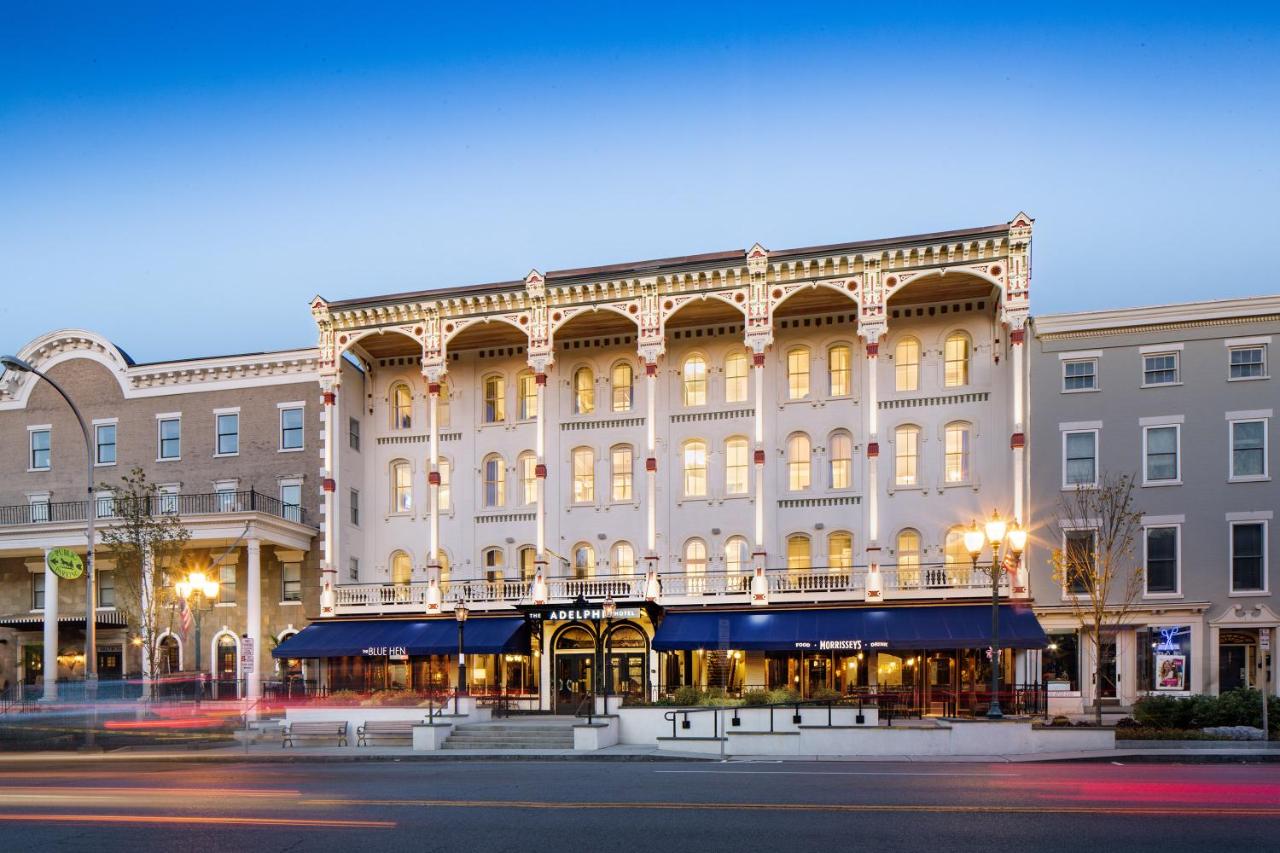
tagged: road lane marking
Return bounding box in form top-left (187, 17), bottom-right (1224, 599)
top-left (0, 786), bottom-right (301, 799)
top-left (0, 814), bottom-right (394, 829)
top-left (653, 770), bottom-right (1021, 777)
top-left (301, 798), bottom-right (1280, 818)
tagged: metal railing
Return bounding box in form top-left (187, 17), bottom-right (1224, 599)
top-left (0, 490), bottom-right (308, 527)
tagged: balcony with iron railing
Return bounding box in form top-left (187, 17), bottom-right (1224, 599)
top-left (0, 490), bottom-right (309, 528)
top-left (333, 563), bottom-right (1010, 615)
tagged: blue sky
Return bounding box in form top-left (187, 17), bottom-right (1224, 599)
top-left (2, 3), bottom-right (1278, 361)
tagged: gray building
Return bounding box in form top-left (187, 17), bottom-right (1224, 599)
top-left (1028, 296), bottom-right (1279, 714)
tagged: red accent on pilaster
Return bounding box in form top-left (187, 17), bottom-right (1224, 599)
top-left (645, 362), bottom-right (658, 377)
top-left (646, 457), bottom-right (657, 472)
top-left (322, 391), bottom-right (336, 406)
top-left (752, 352), bottom-right (766, 367)
top-left (535, 463), bottom-right (547, 479)
top-left (867, 442), bottom-right (879, 458)
top-left (1010, 329), bottom-right (1026, 345)
top-left (428, 382), bottom-right (440, 395)
top-left (535, 372), bottom-right (547, 386)
top-left (322, 478), bottom-right (336, 492)
top-left (866, 342), bottom-right (879, 358)
top-left (753, 449), bottom-right (766, 465)
top-left (1010, 432), bottom-right (1026, 450)
top-left (428, 471), bottom-right (441, 486)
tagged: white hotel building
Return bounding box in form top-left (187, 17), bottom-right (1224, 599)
top-left (277, 214), bottom-right (1046, 713)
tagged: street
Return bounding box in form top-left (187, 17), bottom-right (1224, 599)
top-left (0, 758), bottom-right (1276, 852)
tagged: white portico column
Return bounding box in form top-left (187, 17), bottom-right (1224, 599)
top-left (644, 359), bottom-right (659, 578)
top-left (42, 549), bottom-right (58, 701)
top-left (1009, 324), bottom-right (1027, 524)
top-left (863, 334), bottom-right (882, 559)
top-left (246, 537), bottom-right (262, 701)
top-left (319, 382), bottom-right (338, 617)
top-left (751, 351), bottom-right (767, 569)
top-left (534, 369), bottom-right (548, 572)
top-left (427, 378), bottom-right (442, 581)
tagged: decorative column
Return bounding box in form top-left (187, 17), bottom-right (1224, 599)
top-left (744, 244), bottom-right (773, 600)
top-left (643, 359), bottom-right (660, 582)
top-left (41, 549), bottom-right (58, 701)
top-left (1003, 212), bottom-right (1034, 530)
top-left (533, 368), bottom-right (548, 569)
top-left (1009, 322), bottom-right (1027, 525)
top-left (524, 271), bottom-right (554, 592)
top-left (319, 377), bottom-right (339, 617)
top-left (246, 537), bottom-right (262, 701)
top-left (426, 367), bottom-right (444, 611)
top-left (858, 259), bottom-right (887, 575)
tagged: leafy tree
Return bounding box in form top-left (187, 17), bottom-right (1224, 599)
top-left (1050, 472), bottom-right (1145, 726)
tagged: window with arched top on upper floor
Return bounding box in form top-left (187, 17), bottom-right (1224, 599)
top-left (829, 430), bottom-right (852, 490)
top-left (572, 446), bottom-right (595, 504)
top-left (682, 354), bottom-right (707, 407)
top-left (574, 366), bottom-right (595, 415)
top-left (787, 433), bottom-right (811, 492)
top-left (518, 546), bottom-right (537, 581)
top-left (896, 529), bottom-right (921, 588)
top-left (944, 526), bottom-right (970, 581)
top-left (725, 351), bottom-right (749, 403)
top-left (682, 439), bottom-right (707, 497)
top-left (828, 531), bottom-right (853, 571)
top-left (572, 542), bottom-right (596, 579)
top-left (517, 369), bottom-right (538, 420)
top-left (390, 383), bottom-right (413, 430)
top-left (390, 550), bottom-right (412, 586)
top-left (611, 361), bottom-right (634, 413)
top-left (436, 550), bottom-right (451, 585)
top-left (612, 541), bottom-right (636, 576)
top-left (391, 460), bottom-right (412, 513)
top-left (724, 536), bottom-right (750, 577)
top-left (437, 379), bottom-right (451, 428)
top-left (610, 444), bottom-right (633, 502)
top-left (944, 421), bottom-right (971, 484)
top-left (894, 425), bottom-right (920, 487)
top-left (786, 347), bottom-right (810, 400)
top-left (483, 453), bottom-right (506, 508)
top-left (944, 331), bottom-right (972, 388)
top-left (482, 546), bottom-right (505, 583)
top-left (894, 337), bottom-right (920, 392)
top-left (518, 451), bottom-right (537, 506)
top-left (725, 436), bottom-right (749, 495)
top-left (437, 458), bottom-right (452, 511)
top-left (786, 534), bottom-right (811, 572)
top-left (828, 344), bottom-right (852, 397)
top-left (483, 373), bottom-right (506, 423)
top-left (684, 538), bottom-right (707, 576)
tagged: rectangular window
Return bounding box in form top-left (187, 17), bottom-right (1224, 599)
top-left (573, 449), bottom-right (595, 503)
top-left (95, 423), bottom-right (117, 465)
top-left (611, 447), bottom-right (633, 502)
top-left (215, 482), bottom-right (237, 513)
top-left (1230, 345), bottom-right (1266, 379)
top-left (1064, 431), bottom-right (1098, 487)
top-left (944, 424), bottom-right (970, 484)
top-left (1231, 522), bottom-right (1266, 592)
top-left (349, 416), bottom-right (360, 451)
top-left (281, 562), bottom-right (302, 602)
top-left (216, 412), bottom-right (239, 455)
top-left (97, 571), bottom-right (115, 608)
top-left (30, 428), bottom-right (51, 470)
top-left (1143, 352), bottom-right (1179, 386)
top-left (158, 484), bottom-right (179, 515)
top-left (219, 563), bottom-right (237, 604)
top-left (349, 488), bottom-right (360, 526)
top-left (725, 354), bottom-right (748, 403)
top-left (29, 496), bottom-right (51, 523)
top-left (349, 557), bottom-right (359, 582)
top-left (1145, 526), bottom-right (1179, 594)
top-left (280, 482), bottom-right (302, 523)
top-left (1064, 530), bottom-right (1096, 594)
top-left (438, 460), bottom-right (451, 512)
top-left (158, 418), bottom-right (181, 460)
top-left (828, 345), bottom-right (851, 397)
top-left (518, 372), bottom-right (539, 420)
top-left (32, 572), bottom-right (45, 610)
top-left (1144, 425), bottom-right (1180, 484)
top-left (725, 439), bottom-right (750, 495)
top-left (786, 349), bottom-right (810, 400)
top-left (1137, 626), bottom-right (1192, 692)
top-left (1231, 420), bottom-right (1267, 479)
top-left (1062, 359), bottom-right (1097, 391)
top-left (96, 491), bottom-right (115, 519)
top-left (280, 406), bottom-right (304, 450)
top-left (1042, 632), bottom-right (1080, 692)
top-left (483, 375), bottom-right (505, 423)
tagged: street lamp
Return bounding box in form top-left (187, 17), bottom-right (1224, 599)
top-left (176, 570), bottom-right (220, 685)
top-left (601, 595), bottom-right (617, 707)
top-left (964, 510), bottom-right (1027, 719)
top-left (1, 354), bottom-right (99, 698)
top-left (454, 601), bottom-right (469, 713)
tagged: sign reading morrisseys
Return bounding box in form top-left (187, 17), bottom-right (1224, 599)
top-left (46, 547), bottom-right (84, 580)
top-left (793, 640), bottom-right (888, 651)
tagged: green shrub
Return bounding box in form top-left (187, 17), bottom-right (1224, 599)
top-left (766, 687), bottom-right (801, 704)
top-left (1133, 689), bottom-right (1277, 732)
top-left (672, 685), bottom-right (703, 706)
top-left (742, 689), bottom-right (771, 706)
top-left (810, 687), bottom-right (842, 702)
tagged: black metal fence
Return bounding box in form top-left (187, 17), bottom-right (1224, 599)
top-left (0, 490), bottom-right (306, 527)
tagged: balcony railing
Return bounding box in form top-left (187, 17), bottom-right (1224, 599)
top-left (333, 565), bottom-right (1009, 614)
top-left (0, 490), bottom-right (308, 528)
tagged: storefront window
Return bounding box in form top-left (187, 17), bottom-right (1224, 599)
top-left (1137, 626), bottom-right (1191, 692)
top-left (1043, 632), bottom-right (1080, 692)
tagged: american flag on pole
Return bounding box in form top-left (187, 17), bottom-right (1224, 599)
top-left (179, 596), bottom-right (193, 635)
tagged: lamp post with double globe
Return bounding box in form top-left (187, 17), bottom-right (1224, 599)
top-left (964, 511), bottom-right (1027, 719)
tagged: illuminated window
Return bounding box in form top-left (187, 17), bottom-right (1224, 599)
top-left (944, 332), bottom-right (971, 387)
top-left (612, 541), bottom-right (636, 575)
top-left (724, 536), bottom-right (750, 577)
top-left (391, 461), bottom-right (412, 513)
top-left (572, 447), bottom-right (595, 503)
top-left (828, 531), bottom-right (853, 571)
top-left (483, 454), bottom-right (506, 508)
top-left (944, 526), bottom-right (969, 583)
top-left (896, 529), bottom-right (921, 587)
top-left (390, 383), bottom-right (413, 430)
top-left (518, 451), bottom-right (537, 506)
top-left (572, 543), bottom-right (596, 579)
top-left (611, 362), bottom-right (633, 412)
top-left (684, 539), bottom-right (708, 575)
top-left (483, 547), bottom-right (505, 584)
top-left (786, 534), bottom-right (811, 571)
top-left (944, 422), bottom-right (970, 483)
top-left (483, 374), bottom-right (506, 423)
top-left (436, 550), bottom-right (451, 585)
top-left (682, 354), bottom-right (707, 406)
top-left (437, 459), bottom-right (451, 511)
top-left (610, 445), bottom-right (633, 502)
top-left (895, 425), bottom-right (920, 486)
top-left (787, 433), bottom-right (811, 491)
top-left (829, 431), bottom-right (852, 489)
top-left (574, 367), bottom-right (595, 415)
top-left (828, 344), bottom-right (851, 397)
top-left (786, 347), bottom-right (810, 400)
top-left (391, 551), bottom-right (412, 586)
top-left (725, 437), bottom-right (749, 495)
top-left (437, 379), bottom-right (451, 428)
top-left (517, 369), bottom-right (538, 420)
top-left (518, 546), bottom-right (537, 581)
top-left (682, 439), bottom-right (707, 497)
top-left (894, 338), bottom-right (920, 392)
top-left (725, 351), bottom-right (749, 403)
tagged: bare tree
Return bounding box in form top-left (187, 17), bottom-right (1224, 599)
top-left (1050, 472), bottom-right (1145, 726)
top-left (98, 467), bottom-right (191, 698)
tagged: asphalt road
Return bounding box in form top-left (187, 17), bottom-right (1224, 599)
top-left (0, 758), bottom-right (1277, 852)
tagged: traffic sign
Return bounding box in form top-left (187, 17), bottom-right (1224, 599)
top-left (1261, 628), bottom-right (1270, 652)
top-left (240, 637), bottom-right (255, 673)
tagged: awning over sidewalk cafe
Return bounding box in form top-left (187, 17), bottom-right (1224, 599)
top-left (651, 604), bottom-right (1048, 652)
top-left (271, 617), bottom-right (530, 659)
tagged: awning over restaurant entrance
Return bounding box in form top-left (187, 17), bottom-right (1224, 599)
top-left (271, 617), bottom-right (530, 659)
top-left (651, 605), bottom-right (1048, 652)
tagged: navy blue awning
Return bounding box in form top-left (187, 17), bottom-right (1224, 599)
top-left (272, 618), bottom-right (530, 659)
top-left (651, 605), bottom-right (1047, 652)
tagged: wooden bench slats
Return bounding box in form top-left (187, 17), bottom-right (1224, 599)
top-left (356, 720), bottom-right (422, 746)
top-left (282, 721), bottom-right (348, 748)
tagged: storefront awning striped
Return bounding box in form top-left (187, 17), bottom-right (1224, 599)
top-left (271, 617), bottom-right (530, 658)
top-left (651, 604), bottom-right (1048, 652)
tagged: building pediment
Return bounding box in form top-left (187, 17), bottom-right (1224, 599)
top-left (1210, 602), bottom-right (1280, 627)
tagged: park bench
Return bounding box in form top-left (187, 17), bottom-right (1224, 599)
top-left (282, 720), bottom-right (348, 748)
top-left (356, 719), bottom-right (420, 746)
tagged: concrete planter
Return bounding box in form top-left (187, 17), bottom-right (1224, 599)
top-left (574, 717), bottom-right (619, 751)
top-left (412, 723), bottom-right (453, 750)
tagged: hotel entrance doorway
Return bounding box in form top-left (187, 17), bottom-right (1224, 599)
top-left (553, 626), bottom-right (595, 713)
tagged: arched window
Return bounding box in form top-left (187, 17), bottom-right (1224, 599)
top-left (572, 543), bottom-right (596, 579)
top-left (786, 534), bottom-right (812, 571)
top-left (944, 526), bottom-right (970, 585)
top-left (786, 347), bottom-right (810, 400)
top-left (828, 531), bottom-right (853, 571)
top-left (829, 431), bottom-right (852, 490)
top-left (684, 538), bottom-right (708, 575)
top-left (437, 379), bottom-right (451, 428)
top-left (483, 374), bottom-right (506, 423)
top-left (436, 550), bottom-right (451, 585)
top-left (787, 433), bottom-right (811, 492)
top-left (682, 354), bottom-right (707, 407)
top-left (896, 529), bottom-right (921, 588)
top-left (944, 422), bottom-right (971, 483)
top-left (828, 344), bottom-right (852, 397)
top-left (612, 541), bottom-right (636, 575)
top-left (894, 425), bottom-right (920, 487)
top-left (611, 362), bottom-right (634, 412)
top-left (482, 547), bottom-right (505, 583)
top-left (556, 626), bottom-right (595, 649)
top-left (390, 383), bottom-right (412, 430)
top-left (725, 351), bottom-right (749, 403)
top-left (518, 546), bottom-right (537, 581)
top-left (725, 436), bottom-right (749, 495)
top-left (391, 460), bottom-right (412, 513)
top-left (483, 454), bottom-right (506, 508)
top-left (944, 331), bottom-right (971, 387)
top-left (517, 369), bottom-right (538, 420)
top-left (159, 634), bottom-right (181, 674)
top-left (572, 447), bottom-right (595, 503)
top-left (391, 551), bottom-right (413, 586)
top-left (610, 445), bottom-right (633, 502)
top-left (724, 536), bottom-right (750, 577)
top-left (437, 459), bottom-right (452, 512)
top-left (682, 439), bottom-right (707, 497)
top-left (518, 451), bottom-right (537, 506)
top-left (895, 337), bottom-right (920, 392)
top-left (574, 366), bottom-right (595, 414)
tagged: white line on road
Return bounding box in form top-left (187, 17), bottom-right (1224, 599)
top-left (653, 770), bottom-right (1021, 777)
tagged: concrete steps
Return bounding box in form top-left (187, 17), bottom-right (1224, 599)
top-left (442, 721), bottom-right (577, 750)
